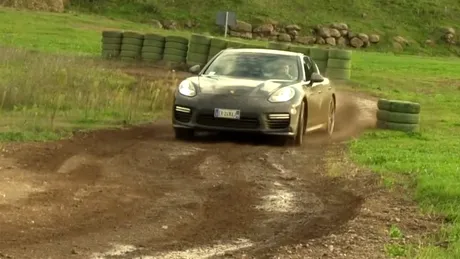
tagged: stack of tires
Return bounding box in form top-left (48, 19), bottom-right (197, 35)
top-left (207, 38), bottom-right (227, 61)
top-left (187, 34), bottom-right (212, 67)
top-left (141, 33), bottom-right (165, 62)
top-left (288, 45), bottom-right (310, 55)
top-left (376, 99), bottom-right (421, 132)
top-left (101, 30), bottom-right (123, 59)
top-left (120, 31), bottom-right (144, 61)
top-left (268, 42), bottom-right (289, 50)
top-left (309, 48), bottom-right (328, 74)
top-left (163, 36), bottom-right (189, 64)
top-left (326, 49), bottom-right (352, 80)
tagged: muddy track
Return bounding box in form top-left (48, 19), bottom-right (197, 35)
top-left (0, 90), bottom-right (414, 259)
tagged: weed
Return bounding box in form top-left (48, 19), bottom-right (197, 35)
top-left (0, 47), bottom-right (175, 141)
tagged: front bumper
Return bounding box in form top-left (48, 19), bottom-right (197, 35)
top-left (172, 94), bottom-right (302, 136)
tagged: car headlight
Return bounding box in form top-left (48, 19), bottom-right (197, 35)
top-left (178, 80), bottom-right (197, 97)
top-left (268, 87), bottom-right (295, 102)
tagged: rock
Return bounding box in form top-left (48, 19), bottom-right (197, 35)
top-left (229, 20), bottom-right (252, 33)
top-left (363, 40), bottom-right (370, 48)
top-left (340, 30), bottom-right (348, 36)
top-left (270, 30), bottom-right (279, 36)
top-left (358, 33), bottom-right (369, 42)
top-left (253, 24), bottom-right (274, 34)
top-left (443, 27), bottom-right (455, 35)
top-left (278, 33), bottom-right (292, 42)
top-left (330, 28), bottom-right (341, 38)
top-left (337, 37), bottom-right (347, 46)
top-left (162, 20), bottom-right (178, 30)
top-left (350, 37), bottom-right (364, 48)
top-left (347, 31), bottom-right (356, 39)
top-left (326, 37), bottom-right (336, 45)
top-left (444, 33), bottom-right (455, 44)
top-left (151, 19), bottom-right (163, 29)
top-left (316, 37), bottom-right (326, 44)
top-left (285, 24), bottom-right (301, 31)
top-left (295, 36), bottom-right (316, 45)
top-left (425, 39), bottom-right (435, 46)
top-left (335, 23), bottom-right (349, 30)
top-left (393, 42), bottom-right (404, 51)
top-left (288, 30), bottom-right (299, 37)
top-left (317, 27), bottom-right (331, 38)
top-left (393, 36), bottom-right (409, 45)
top-left (229, 31), bottom-right (253, 39)
top-left (369, 34), bottom-right (380, 43)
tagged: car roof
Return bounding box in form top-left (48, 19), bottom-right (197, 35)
top-left (222, 47), bottom-right (304, 57)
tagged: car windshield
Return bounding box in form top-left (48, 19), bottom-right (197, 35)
top-left (203, 51), bottom-right (300, 81)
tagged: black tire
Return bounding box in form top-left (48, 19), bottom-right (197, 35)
top-left (282, 101), bottom-right (305, 146)
top-left (174, 128), bottom-right (194, 140)
top-left (325, 97), bottom-right (336, 136)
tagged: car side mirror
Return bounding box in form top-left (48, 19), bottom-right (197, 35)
top-left (311, 72), bottom-right (324, 83)
top-left (189, 64), bottom-right (201, 74)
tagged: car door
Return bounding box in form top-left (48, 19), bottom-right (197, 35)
top-left (302, 56), bottom-right (322, 128)
top-left (311, 59), bottom-right (330, 124)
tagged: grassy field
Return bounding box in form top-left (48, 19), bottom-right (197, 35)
top-left (0, 46), bottom-right (175, 141)
top-left (348, 52), bottom-right (460, 258)
top-left (1, 6), bottom-right (460, 259)
top-left (67, 0), bottom-right (460, 55)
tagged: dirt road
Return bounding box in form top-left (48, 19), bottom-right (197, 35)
top-left (0, 89), bottom-right (440, 259)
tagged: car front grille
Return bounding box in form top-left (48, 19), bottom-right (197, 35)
top-left (267, 119), bottom-right (290, 129)
top-left (196, 114), bottom-right (259, 129)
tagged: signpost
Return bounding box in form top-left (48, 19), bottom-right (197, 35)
top-left (215, 11), bottom-right (236, 38)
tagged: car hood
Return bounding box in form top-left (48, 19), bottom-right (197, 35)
top-left (191, 75), bottom-right (296, 97)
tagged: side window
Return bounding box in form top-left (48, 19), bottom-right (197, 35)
top-left (303, 57), bottom-right (313, 80)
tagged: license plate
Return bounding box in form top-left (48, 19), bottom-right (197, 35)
top-left (214, 108), bottom-right (240, 119)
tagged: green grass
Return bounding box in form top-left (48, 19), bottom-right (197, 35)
top-left (1, 5), bottom-right (460, 258)
top-left (0, 46), bottom-right (175, 141)
top-left (347, 51), bottom-right (460, 258)
top-left (67, 0), bottom-right (460, 55)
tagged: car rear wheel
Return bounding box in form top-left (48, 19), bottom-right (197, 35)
top-left (174, 128), bottom-right (195, 140)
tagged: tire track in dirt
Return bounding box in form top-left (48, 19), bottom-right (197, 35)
top-left (0, 90), bottom-right (380, 259)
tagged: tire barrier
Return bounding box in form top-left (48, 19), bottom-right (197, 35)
top-left (267, 42), bottom-right (289, 50)
top-left (163, 36), bottom-right (189, 64)
top-left (227, 40), bottom-right (245, 48)
top-left (141, 33), bottom-right (165, 62)
top-left (309, 48), bottom-right (328, 74)
top-left (101, 30), bottom-right (123, 59)
top-left (98, 31), bottom-right (355, 77)
top-left (326, 49), bottom-right (352, 80)
top-left (120, 31), bottom-right (144, 61)
top-left (376, 99), bottom-right (421, 133)
top-left (288, 45), bottom-right (310, 55)
top-left (207, 38), bottom-right (227, 61)
top-left (187, 34), bottom-right (212, 67)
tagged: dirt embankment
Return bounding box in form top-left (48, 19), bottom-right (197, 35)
top-left (0, 70), bottom-right (442, 259)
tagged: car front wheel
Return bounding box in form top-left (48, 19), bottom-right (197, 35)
top-left (326, 98), bottom-right (336, 136)
top-left (282, 101), bottom-right (305, 147)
